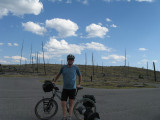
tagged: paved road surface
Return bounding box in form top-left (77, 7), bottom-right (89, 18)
top-left (0, 77), bottom-right (160, 120)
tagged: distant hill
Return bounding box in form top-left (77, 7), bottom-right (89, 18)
top-left (0, 64), bottom-right (159, 88)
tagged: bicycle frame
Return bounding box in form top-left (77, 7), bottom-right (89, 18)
top-left (51, 89), bottom-right (62, 100)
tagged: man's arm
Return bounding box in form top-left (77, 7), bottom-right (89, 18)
top-left (53, 73), bottom-right (61, 84)
top-left (77, 75), bottom-right (82, 88)
top-left (53, 66), bottom-right (63, 84)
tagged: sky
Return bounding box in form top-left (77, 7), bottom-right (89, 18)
top-left (0, 0), bottom-right (160, 70)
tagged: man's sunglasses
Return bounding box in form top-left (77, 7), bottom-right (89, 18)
top-left (68, 58), bottom-right (74, 61)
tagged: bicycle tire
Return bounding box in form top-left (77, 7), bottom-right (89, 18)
top-left (73, 98), bottom-right (96, 120)
top-left (35, 98), bottom-right (58, 120)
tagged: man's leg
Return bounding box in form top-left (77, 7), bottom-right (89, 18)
top-left (61, 101), bottom-right (67, 117)
top-left (61, 89), bottom-right (68, 119)
top-left (68, 89), bottom-right (76, 117)
top-left (69, 99), bottom-right (74, 117)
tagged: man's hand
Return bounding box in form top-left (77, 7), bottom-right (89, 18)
top-left (52, 78), bottom-right (56, 84)
top-left (53, 81), bottom-right (56, 84)
top-left (77, 84), bottom-right (81, 88)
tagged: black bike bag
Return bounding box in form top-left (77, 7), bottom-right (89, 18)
top-left (83, 95), bottom-right (96, 108)
top-left (42, 80), bottom-right (53, 92)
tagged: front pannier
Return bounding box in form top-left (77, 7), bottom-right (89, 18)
top-left (42, 80), bottom-right (53, 92)
top-left (83, 95), bottom-right (96, 108)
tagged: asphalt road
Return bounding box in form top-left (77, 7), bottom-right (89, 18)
top-left (0, 77), bottom-right (160, 120)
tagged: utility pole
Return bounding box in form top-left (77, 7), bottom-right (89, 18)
top-left (30, 44), bottom-right (32, 64)
top-left (153, 62), bottom-right (157, 82)
top-left (102, 62), bottom-right (103, 74)
top-left (37, 52), bottom-right (39, 73)
top-left (92, 52), bottom-right (94, 75)
top-left (85, 53), bottom-right (87, 76)
top-left (20, 40), bottom-right (24, 72)
top-left (147, 61), bottom-right (149, 78)
top-left (125, 48), bottom-right (126, 67)
top-left (42, 41), bottom-right (46, 75)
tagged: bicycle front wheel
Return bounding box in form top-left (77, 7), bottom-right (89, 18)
top-left (35, 98), bottom-right (58, 120)
top-left (73, 98), bottom-right (96, 120)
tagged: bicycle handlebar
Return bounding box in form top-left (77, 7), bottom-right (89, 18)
top-left (52, 82), bottom-right (83, 91)
top-left (77, 86), bottom-right (83, 90)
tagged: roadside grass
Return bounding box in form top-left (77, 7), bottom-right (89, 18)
top-left (1, 64), bottom-right (159, 89)
top-left (39, 79), bottom-right (156, 89)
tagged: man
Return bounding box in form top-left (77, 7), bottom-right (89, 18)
top-left (53, 54), bottom-right (82, 120)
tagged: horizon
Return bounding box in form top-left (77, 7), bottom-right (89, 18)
top-left (1, 63), bottom-right (158, 71)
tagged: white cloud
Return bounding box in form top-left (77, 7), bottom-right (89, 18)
top-left (46, 18), bottom-right (78, 38)
top-left (0, 43), bottom-right (4, 46)
top-left (138, 59), bottom-right (148, 64)
top-left (43, 38), bottom-right (84, 59)
top-left (85, 42), bottom-right (111, 51)
top-left (106, 18), bottom-right (111, 22)
top-left (0, 8), bottom-right (8, 19)
top-left (83, 0), bottom-right (88, 4)
top-left (82, 0), bottom-right (88, 4)
top-left (0, 59), bottom-right (8, 64)
top-left (86, 24), bottom-right (109, 38)
top-left (116, 0), bottom-right (130, 1)
top-left (4, 56), bottom-right (10, 59)
top-left (77, 0), bottom-right (88, 4)
top-left (41, 38), bottom-right (109, 59)
top-left (139, 48), bottom-right (147, 51)
top-left (66, 0), bottom-right (72, 3)
top-left (14, 43), bottom-right (19, 46)
top-left (8, 43), bottom-right (12, 46)
top-left (135, 0), bottom-right (153, 2)
top-left (111, 61), bottom-right (117, 64)
top-left (110, 24), bottom-right (117, 28)
top-left (102, 54), bottom-right (125, 62)
top-left (36, 52), bottom-right (53, 60)
top-left (138, 59), bottom-right (158, 65)
top-left (4, 56), bottom-right (27, 63)
top-left (49, 0), bottom-right (72, 3)
top-left (0, 0), bottom-right (43, 19)
top-left (22, 21), bottom-right (47, 35)
top-left (49, 0), bottom-right (64, 2)
top-left (6, 43), bottom-right (19, 47)
top-left (98, 22), bottom-right (103, 26)
top-left (152, 60), bottom-right (158, 63)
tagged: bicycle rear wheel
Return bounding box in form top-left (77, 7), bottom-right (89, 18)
top-left (73, 98), bottom-right (96, 120)
top-left (35, 98), bottom-right (58, 120)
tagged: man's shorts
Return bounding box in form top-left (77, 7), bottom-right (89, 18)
top-left (61, 89), bottom-right (76, 101)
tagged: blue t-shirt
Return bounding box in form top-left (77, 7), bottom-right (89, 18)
top-left (59, 65), bottom-right (81, 89)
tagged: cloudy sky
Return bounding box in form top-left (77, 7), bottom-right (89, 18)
top-left (0, 0), bottom-right (160, 69)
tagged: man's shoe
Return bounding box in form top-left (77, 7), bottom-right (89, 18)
top-left (61, 117), bottom-right (67, 120)
top-left (67, 116), bottom-right (72, 120)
